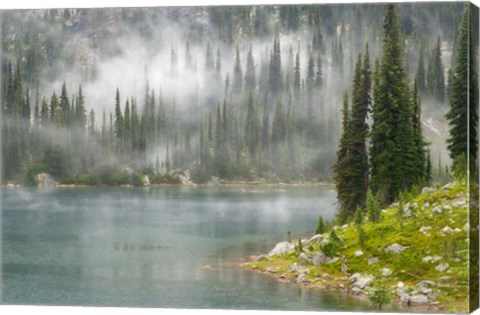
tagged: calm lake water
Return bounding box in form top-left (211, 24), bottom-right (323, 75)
top-left (2, 186), bottom-right (380, 311)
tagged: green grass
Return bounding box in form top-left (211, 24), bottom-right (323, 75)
top-left (245, 182), bottom-right (470, 312)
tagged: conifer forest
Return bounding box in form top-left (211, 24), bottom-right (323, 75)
top-left (1, 3), bottom-right (478, 217)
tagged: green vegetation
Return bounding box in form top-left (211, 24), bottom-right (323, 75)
top-left (446, 4), bottom-right (478, 180)
top-left (369, 281), bottom-right (392, 311)
top-left (246, 182), bottom-right (470, 312)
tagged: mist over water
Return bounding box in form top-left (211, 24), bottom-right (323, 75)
top-left (0, 186), bottom-right (384, 310)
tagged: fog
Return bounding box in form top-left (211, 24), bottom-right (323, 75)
top-left (1, 3), bottom-right (464, 183)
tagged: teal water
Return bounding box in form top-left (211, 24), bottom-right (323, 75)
top-left (2, 186), bottom-right (379, 310)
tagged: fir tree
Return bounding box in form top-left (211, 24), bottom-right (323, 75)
top-left (446, 4), bottom-right (478, 178)
top-left (244, 92), bottom-right (260, 160)
top-left (245, 45), bottom-right (256, 91)
top-left (417, 42), bottom-right (426, 93)
top-left (370, 4), bottom-right (417, 204)
top-left (268, 37), bottom-right (282, 94)
top-left (333, 90), bottom-right (351, 221)
top-left (427, 37), bottom-right (445, 102)
top-left (233, 46), bottom-right (243, 95)
top-left (293, 52), bottom-right (301, 103)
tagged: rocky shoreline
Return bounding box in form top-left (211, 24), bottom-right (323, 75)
top-left (242, 183), bottom-right (469, 313)
top-left (242, 237), bottom-right (447, 312)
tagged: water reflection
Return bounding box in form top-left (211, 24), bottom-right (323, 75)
top-left (0, 186), bottom-right (383, 311)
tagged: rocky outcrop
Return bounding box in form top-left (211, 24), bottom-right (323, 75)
top-left (177, 169), bottom-right (195, 186)
top-left (268, 242), bottom-right (294, 256)
top-left (37, 173), bottom-right (58, 188)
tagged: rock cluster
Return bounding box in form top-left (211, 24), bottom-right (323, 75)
top-left (396, 281), bottom-right (438, 306)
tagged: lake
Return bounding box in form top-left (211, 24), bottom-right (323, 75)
top-left (2, 186), bottom-right (378, 311)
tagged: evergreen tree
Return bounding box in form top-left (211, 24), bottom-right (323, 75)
top-left (215, 49), bottom-right (222, 80)
top-left (427, 37), bottom-right (445, 102)
top-left (205, 42), bottom-right (214, 71)
top-left (333, 91), bottom-right (351, 221)
top-left (315, 215), bottom-right (325, 234)
top-left (245, 45), bottom-right (256, 91)
top-left (233, 46), bottom-right (243, 95)
top-left (244, 92), bottom-right (260, 160)
top-left (417, 42), bottom-right (426, 93)
top-left (411, 78), bottom-right (427, 185)
top-left (59, 81), bottom-right (70, 126)
top-left (88, 109), bottom-right (96, 137)
top-left (347, 49), bottom-right (371, 210)
top-left (114, 89), bottom-right (124, 153)
top-left (268, 37), bottom-right (282, 94)
top-left (366, 189), bottom-right (381, 223)
top-left (293, 52), bottom-right (301, 103)
top-left (315, 54), bottom-right (323, 89)
top-left (446, 4), bottom-right (478, 177)
top-left (370, 4), bottom-right (417, 204)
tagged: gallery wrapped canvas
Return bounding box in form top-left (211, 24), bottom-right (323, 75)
top-left (0, 1), bottom-right (478, 313)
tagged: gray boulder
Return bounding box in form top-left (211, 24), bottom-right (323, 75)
top-left (452, 198), bottom-right (467, 208)
top-left (419, 226), bottom-right (432, 236)
top-left (268, 242), bottom-right (294, 256)
top-left (37, 173), bottom-right (58, 188)
top-left (354, 250), bottom-right (364, 257)
top-left (313, 252), bottom-right (327, 266)
top-left (435, 263), bottom-right (449, 272)
top-left (349, 273), bottom-right (375, 289)
top-left (399, 294), bottom-right (411, 304)
top-left (432, 206), bottom-right (443, 214)
top-left (442, 226), bottom-right (454, 234)
top-left (299, 253), bottom-right (312, 265)
top-left (178, 169), bottom-right (195, 186)
top-left (409, 294), bottom-right (429, 305)
top-left (403, 202), bottom-right (417, 218)
top-left (368, 257), bottom-right (379, 265)
top-left (143, 175), bottom-right (150, 186)
top-left (385, 244), bottom-right (409, 254)
top-left (381, 268), bottom-right (392, 277)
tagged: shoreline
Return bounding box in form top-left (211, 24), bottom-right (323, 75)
top-left (240, 256), bottom-right (445, 313)
top-left (2, 181), bottom-right (334, 189)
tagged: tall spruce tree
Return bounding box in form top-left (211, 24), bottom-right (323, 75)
top-left (245, 45), bottom-right (256, 91)
top-left (233, 46), bottom-right (243, 95)
top-left (370, 4), bottom-right (417, 204)
top-left (335, 49), bottom-right (371, 220)
top-left (417, 42), bottom-right (426, 93)
top-left (446, 4), bottom-right (478, 178)
top-left (333, 90), bottom-right (351, 221)
top-left (427, 37), bottom-right (445, 102)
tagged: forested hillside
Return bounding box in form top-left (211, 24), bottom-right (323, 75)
top-left (1, 3), bottom-right (466, 185)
